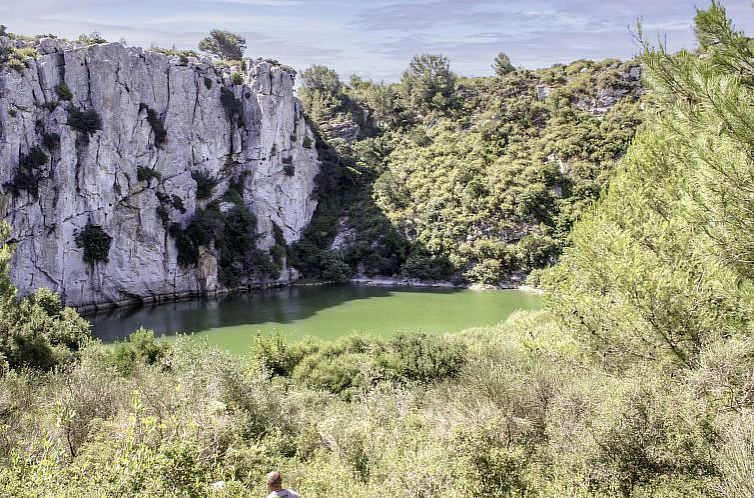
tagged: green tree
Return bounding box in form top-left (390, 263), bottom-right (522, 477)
top-left (299, 65), bottom-right (343, 121)
top-left (198, 29), bottom-right (246, 60)
top-left (543, 1), bottom-right (754, 369)
top-left (400, 53), bottom-right (456, 114)
top-left (493, 51), bottom-right (515, 76)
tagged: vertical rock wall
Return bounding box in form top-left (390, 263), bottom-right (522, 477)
top-left (0, 39), bottom-right (319, 309)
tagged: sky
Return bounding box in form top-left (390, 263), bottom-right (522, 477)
top-left (2, 1), bottom-right (754, 82)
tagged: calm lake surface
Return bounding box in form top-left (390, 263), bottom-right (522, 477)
top-left (89, 284), bottom-right (542, 352)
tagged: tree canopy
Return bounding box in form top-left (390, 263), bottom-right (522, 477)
top-left (198, 29), bottom-right (246, 60)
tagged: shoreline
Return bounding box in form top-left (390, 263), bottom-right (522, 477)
top-left (79, 276), bottom-right (543, 316)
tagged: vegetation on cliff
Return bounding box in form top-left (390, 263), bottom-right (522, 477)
top-left (293, 46), bottom-right (643, 284)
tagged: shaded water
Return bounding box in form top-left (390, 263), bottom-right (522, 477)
top-left (89, 284), bottom-right (542, 352)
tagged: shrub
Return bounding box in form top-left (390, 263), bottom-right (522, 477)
top-left (320, 251), bottom-right (352, 281)
top-left (139, 104), bottom-right (167, 146)
top-left (40, 101), bottom-right (59, 111)
top-left (220, 87), bottom-right (244, 126)
top-left (204, 77), bottom-right (213, 90)
top-left (382, 333), bottom-right (467, 384)
top-left (74, 223), bottom-right (112, 265)
top-left (76, 31), bottom-right (107, 45)
top-left (302, 137), bottom-right (313, 149)
top-left (400, 248), bottom-right (454, 280)
top-left (108, 327), bottom-right (170, 375)
top-left (67, 106), bottom-right (102, 135)
top-left (171, 195), bottom-right (186, 214)
top-left (169, 222), bottom-right (197, 267)
top-left (191, 170), bottom-right (219, 200)
top-left (249, 334), bottom-right (302, 377)
top-left (136, 166), bottom-right (161, 184)
top-left (54, 82), bottom-right (73, 101)
top-left (42, 132), bottom-right (60, 150)
top-left (282, 157), bottom-right (295, 176)
top-left (156, 205), bottom-right (170, 227)
top-left (231, 72), bottom-right (244, 85)
top-left (2, 46), bottom-right (38, 71)
top-left (4, 146), bottom-right (49, 198)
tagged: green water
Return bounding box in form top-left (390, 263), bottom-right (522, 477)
top-left (89, 284), bottom-right (541, 352)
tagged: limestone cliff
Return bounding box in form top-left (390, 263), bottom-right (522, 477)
top-left (0, 38), bottom-right (319, 309)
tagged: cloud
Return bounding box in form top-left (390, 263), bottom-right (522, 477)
top-left (2, 0), bottom-right (754, 81)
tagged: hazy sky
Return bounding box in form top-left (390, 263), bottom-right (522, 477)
top-left (2, 1), bottom-right (753, 81)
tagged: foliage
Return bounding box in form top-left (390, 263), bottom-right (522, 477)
top-left (54, 82), bottom-right (73, 101)
top-left (297, 48), bottom-right (642, 284)
top-left (0, 221), bottom-right (90, 372)
top-left (169, 187), bottom-right (278, 285)
top-left (149, 46), bottom-right (198, 65)
top-left (136, 165), bottom-right (161, 185)
top-left (191, 169), bottom-right (219, 200)
top-left (400, 53), bottom-right (456, 116)
top-left (0, 46), bottom-right (39, 71)
top-left (108, 327), bottom-right (170, 375)
top-left (542, 1), bottom-right (754, 370)
top-left (220, 87), bottom-right (244, 127)
top-left (66, 106), bottom-right (102, 135)
top-left (139, 103), bottom-right (167, 146)
top-left (231, 72), bottom-right (244, 85)
top-left (493, 51), bottom-right (515, 76)
top-left (76, 31), bottom-right (107, 45)
top-left (198, 29), bottom-right (246, 60)
top-left (3, 146), bottom-right (48, 198)
top-left (74, 223), bottom-right (112, 265)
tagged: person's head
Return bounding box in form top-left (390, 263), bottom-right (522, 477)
top-left (266, 471), bottom-right (283, 491)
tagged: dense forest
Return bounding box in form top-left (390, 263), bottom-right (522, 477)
top-left (291, 44), bottom-right (643, 285)
top-left (1, 2), bottom-right (754, 497)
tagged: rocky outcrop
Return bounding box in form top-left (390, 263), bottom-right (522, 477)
top-left (0, 38), bottom-right (319, 309)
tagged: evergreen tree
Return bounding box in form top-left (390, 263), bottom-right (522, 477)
top-left (400, 53), bottom-right (456, 115)
top-left (198, 29), bottom-right (246, 60)
top-left (493, 51), bottom-right (515, 76)
top-left (543, 0), bottom-right (754, 369)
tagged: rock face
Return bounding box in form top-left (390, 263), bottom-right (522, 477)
top-left (0, 38), bottom-right (320, 309)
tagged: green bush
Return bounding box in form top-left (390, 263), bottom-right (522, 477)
top-left (282, 157), bottom-right (295, 176)
top-left (66, 106), bottom-right (102, 135)
top-left (109, 327), bottom-right (171, 375)
top-left (42, 132), bottom-right (60, 150)
top-left (220, 87), bottom-right (244, 126)
top-left (320, 251), bottom-right (352, 281)
top-left (171, 194), bottom-right (186, 214)
top-left (54, 82), bottom-right (73, 101)
top-left (4, 146), bottom-right (48, 198)
top-left (74, 223), bottom-right (112, 265)
top-left (0, 221), bottom-right (91, 372)
top-left (191, 169), bottom-right (218, 199)
top-left (139, 104), bottom-right (167, 146)
top-left (136, 165), bottom-right (161, 184)
top-left (400, 248), bottom-right (454, 280)
top-left (204, 77), bottom-right (213, 89)
top-left (231, 72), bottom-right (244, 85)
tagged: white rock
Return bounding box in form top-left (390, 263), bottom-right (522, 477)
top-left (0, 43), bottom-right (319, 309)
